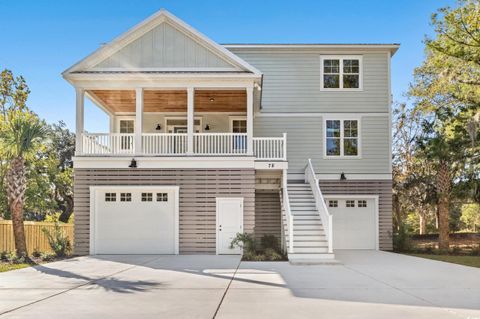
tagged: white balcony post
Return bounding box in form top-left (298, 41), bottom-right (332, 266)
top-left (283, 132), bottom-right (287, 161)
top-left (75, 87), bottom-right (85, 155)
top-left (135, 88), bottom-right (144, 155)
top-left (246, 86), bottom-right (254, 155)
top-left (187, 87), bottom-right (194, 155)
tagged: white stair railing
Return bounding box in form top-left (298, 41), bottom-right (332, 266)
top-left (305, 159), bottom-right (333, 253)
top-left (281, 169), bottom-right (294, 254)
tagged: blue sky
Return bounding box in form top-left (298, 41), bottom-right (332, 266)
top-left (0, 0), bottom-right (457, 132)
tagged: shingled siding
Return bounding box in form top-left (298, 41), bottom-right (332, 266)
top-left (254, 190), bottom-right (282, 244)
top-left (318, 179), bottom-right (393, 251)
top-left (74, 169), bottom-right (255, 255)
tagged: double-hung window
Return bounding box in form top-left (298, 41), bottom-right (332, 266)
top-left (321, 56), bottom-right (362, 90)
top-left (325, 119), bottom-right (360, 158)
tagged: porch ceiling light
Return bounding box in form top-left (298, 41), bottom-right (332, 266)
top-left (209, 97), bottom-right (215, 102)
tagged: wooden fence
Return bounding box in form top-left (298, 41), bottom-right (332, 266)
top-left (0, 221), bottom-right (74, 254)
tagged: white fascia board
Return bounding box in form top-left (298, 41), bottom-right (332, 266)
top-left (73, 156), bottom-right (256, 169)
top-left (255, 112), bottom-right (389, 118)
top-left (254, 161), bottom-right (288, 170)
top-left (63, 10), bottom-right (262, 76)
top-left (224, 44), bottom-right (400, 55)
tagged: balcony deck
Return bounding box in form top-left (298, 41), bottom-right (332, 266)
top-left (80, 132), bottom-right (287, 161)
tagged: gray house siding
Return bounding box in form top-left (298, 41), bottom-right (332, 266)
top-left (94, 22), bottom-right (237, 69)
top-left (319, 179), bottom-right (393, 251)
top-left (228, 48), bottom-right (390, 113)
top-left (254, 115), bottom-right (390, 175)
top-left (74, 168), bottom-right (255, 255)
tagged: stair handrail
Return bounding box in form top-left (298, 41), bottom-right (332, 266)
top-left (304, 159), bottom-right (333, 253)
top-left (282, 170), bottom-right (294, 254)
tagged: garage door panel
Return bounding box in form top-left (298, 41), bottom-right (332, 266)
top-left (329, 198), bottom-right (376, 250)
top-left (93, 188), bottom-right (177, 254)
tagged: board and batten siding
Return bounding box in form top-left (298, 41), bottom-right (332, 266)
top-left (228, 48), bottom-right (390, 113)
top-left (94, 22), bottom-right (236, 70)
top-left (254, 115), bottom-right (390, 175)
top-left (319, 179), bottom-right (393, 250)
top-left (74, 169), bottom-right (255, 255)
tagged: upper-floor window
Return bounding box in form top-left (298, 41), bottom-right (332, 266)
top-left (320, 56), bottom-right (363, 91)
top-left (325, 119), bottom-right (360, 158)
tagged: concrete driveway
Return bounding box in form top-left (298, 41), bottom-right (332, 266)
top-left (0, 251), bottom-right (479, 319)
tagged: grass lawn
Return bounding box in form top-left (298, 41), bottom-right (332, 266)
top-left (409, 253), bottom-right (480, 268)
top-left (0, 263), bottom-right (31, 273)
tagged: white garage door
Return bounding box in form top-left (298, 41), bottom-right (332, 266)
top-left (92, 187), bottom-right (178, 254)
top-left (327, 198), bottom-right (376, 250)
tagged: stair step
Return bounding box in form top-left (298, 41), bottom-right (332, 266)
top-left (291, 247), bottom-right (329, 253)
top-left (293, 240), bottom-right (327, 246)
top-left (291, 215), bottom-right (321, 220)
top-left (285, 230), bottom-right (326, 236)
top-left (293, 220), bottom-right (322, 225)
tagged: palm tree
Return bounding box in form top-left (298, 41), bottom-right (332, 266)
top-left (0, 110), bottom-right (46, 257)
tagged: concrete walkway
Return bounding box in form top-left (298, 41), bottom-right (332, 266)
top-left (0, 251), bottom-right (479, 318)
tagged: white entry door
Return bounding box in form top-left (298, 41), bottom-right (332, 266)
top-left (216, 198), bottom-right (243, 255)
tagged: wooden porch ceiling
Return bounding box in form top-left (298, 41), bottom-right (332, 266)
top-left (87, 90), bottom-right (247, 113)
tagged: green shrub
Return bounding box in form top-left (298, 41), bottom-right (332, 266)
top-left (264, 248), bottom-right (283, 261)
top-left (230, 233), bottom-right (257, 255)
top-left (253, 254), bottom-right (266, 261)
top-left (260, 235), bottom-right (279, 252)
top-left (40, 252), bottom-right (56, 261)
top-left (0, 251), bottom-right (7, 261)
top-left (5, 250), bottom-right (25, 264)
top-left (42, 223), bottom-right (71, 257)
top-left (242, 251), bottom-right (257, 261)
top-left (393, 224), bottom-right (412, 252)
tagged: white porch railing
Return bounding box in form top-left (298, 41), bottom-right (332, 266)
top-left (82, 133), bottom-right (135, 155)
top-left (194, 133), bottom-right (248, 155)
top-left (281, 169), bottom-right (294, 254)
top-left (305, 158), bottom-right (333, 253)
top-left (81, 132), bottom-right (287, 160)
top-left (143, 133), bottom-right (187, 155)
top-left (253, 133), bottom-right (287, 160)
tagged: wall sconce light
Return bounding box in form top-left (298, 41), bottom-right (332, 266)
top-left (155, 124), bottom-right (161, 130)
top-left (129, 158), bottom-right (137, 168)
top-left (204, 124), bottom-right (210, 131)
top-left (340, 172), bottom-right (347, 180)
top-left (209, 97), bottom-right (215, 102)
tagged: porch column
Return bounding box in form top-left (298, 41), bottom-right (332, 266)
top-left (246, 86), bottom-right (254, 155)
top-left (187, 87), bottom-right (194, 155)
top-left (75, 87), bottom-right (85, 155)
top-left (135, 88), bottom-right (144, 155)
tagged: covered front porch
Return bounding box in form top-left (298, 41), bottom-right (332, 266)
top-left (75, 86), bottom-right (286, 161)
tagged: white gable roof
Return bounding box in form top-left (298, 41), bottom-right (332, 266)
top-left (63, 10), bottom-right (261, 76)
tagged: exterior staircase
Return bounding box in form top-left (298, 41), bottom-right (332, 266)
top-left (280, 159), bottom-right (336, 264)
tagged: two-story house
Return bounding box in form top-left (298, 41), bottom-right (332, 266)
top-left (63, 10), bottom-right (398, 262)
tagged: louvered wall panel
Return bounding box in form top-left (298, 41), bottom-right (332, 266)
top-left (74, 169), bottom-right (255, 255)
top-left (254, 190), bottom-right (282, 244)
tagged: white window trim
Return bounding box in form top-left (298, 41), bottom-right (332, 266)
top-left (116, 116), bottom-right (135, 133)
top-left (229, 116), bottom-right (247, 132)
top-left (320, 55), bottom-right (363, 91)
top-left (323, 117), bottom-right (362, 159)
